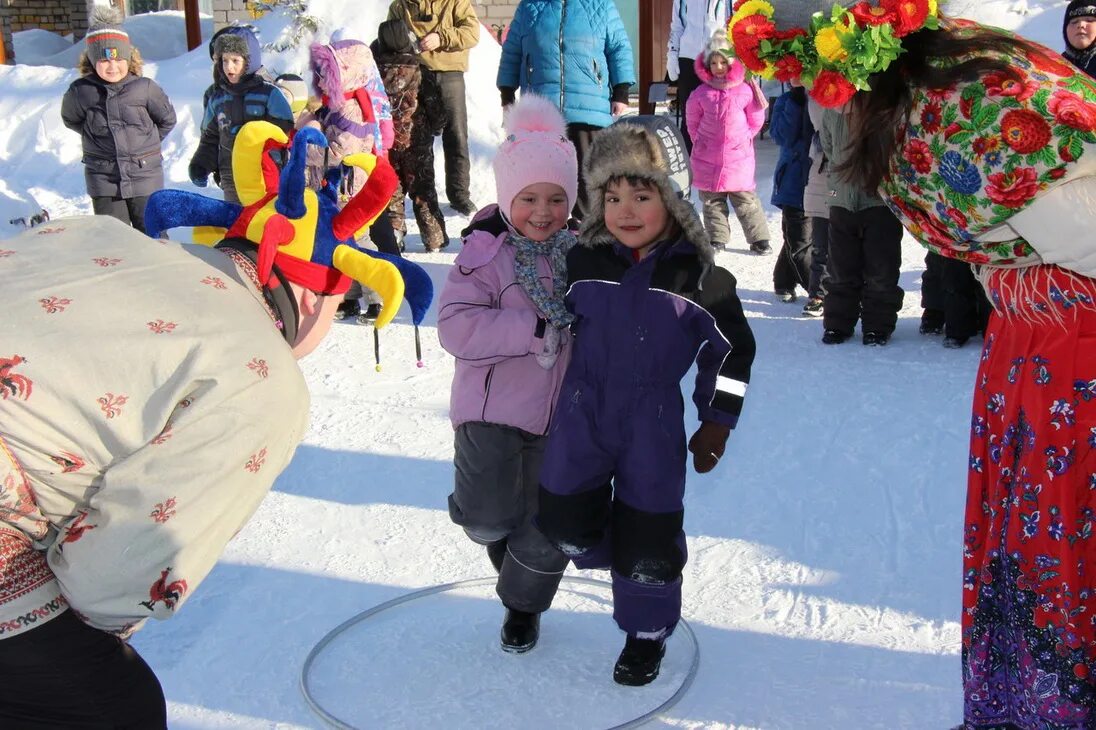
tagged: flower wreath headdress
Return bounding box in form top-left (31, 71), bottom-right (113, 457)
top-left (726, 0), bottom-right (939, 107)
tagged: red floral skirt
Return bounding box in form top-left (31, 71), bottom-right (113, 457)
top-left (963, 266), bottom-right (1096, 728)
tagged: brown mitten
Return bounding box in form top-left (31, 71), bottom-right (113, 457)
top-left (688, 421), bottom-right (730, 474)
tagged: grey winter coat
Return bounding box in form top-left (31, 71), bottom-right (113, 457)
top-left (819, 106), bottom-right (885, 213)
top-left (61, 74), bottom-right (176, 199)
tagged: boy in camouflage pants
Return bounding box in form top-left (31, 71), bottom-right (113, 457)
top-left (372, 19), bottom-right (450, 252)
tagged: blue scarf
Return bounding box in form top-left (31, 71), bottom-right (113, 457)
top-left (510, 229), bottom-right (576, 329)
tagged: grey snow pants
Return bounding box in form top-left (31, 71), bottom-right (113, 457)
top-left (450, 422), bottom-right (568, 614)
top-left (699, 189), bottom-right (771, 248)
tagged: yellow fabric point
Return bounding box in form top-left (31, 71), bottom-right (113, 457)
top-left (193, 226), bottom-right (226, 246)
top-left (331, 244), bottom-right (404, 329)
top-left (233, 122), bottom-right (289, 207)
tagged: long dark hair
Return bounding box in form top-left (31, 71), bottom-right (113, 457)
top-left (840, 17), bottom-right (1042, 191)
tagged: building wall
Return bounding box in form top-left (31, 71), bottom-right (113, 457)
top-left (2, 0), bottom-right (90, 63)
top-left (211, 0), bottom-right (251, 28)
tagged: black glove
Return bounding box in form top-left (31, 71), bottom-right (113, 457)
top-left (688, 421), bottom-right (730, 474)
top-left (188, 161), bottom-right (209, 188)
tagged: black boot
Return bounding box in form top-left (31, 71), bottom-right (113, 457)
top-left (486, 539), bottom-right (507, 574)
top-left (500, 608), bottom-right (540, 654)
top-left (613, 635), bottom-right (666, 686)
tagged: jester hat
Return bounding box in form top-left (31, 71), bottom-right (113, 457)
top-left (144, 121), bottom-right (432, 332)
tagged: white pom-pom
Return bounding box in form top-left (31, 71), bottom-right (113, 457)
top-left (503, 94), bottom-right (567, 138)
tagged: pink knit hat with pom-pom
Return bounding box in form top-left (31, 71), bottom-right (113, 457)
top-left (493, 94), bottom-right (578, 221)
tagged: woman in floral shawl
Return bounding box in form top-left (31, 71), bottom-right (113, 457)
top-left (728, 1), bottom-right (1096, 726)
top-left (840, 14), bottom-right (1096, 730)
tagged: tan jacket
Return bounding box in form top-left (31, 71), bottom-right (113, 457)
top-left (0, 217), bottom-right (309, 639)
top-left (388, 0), bottom-right (480, 72)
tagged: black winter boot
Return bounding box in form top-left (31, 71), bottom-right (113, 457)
top-left (500, 608), bottom-right (540, 654)
top-left (613, 635), bottom-right (666, 686)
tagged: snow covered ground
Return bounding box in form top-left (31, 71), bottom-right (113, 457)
top-left (0, 1), bottom-right (1079, 727)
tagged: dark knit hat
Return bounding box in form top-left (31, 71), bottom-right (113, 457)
top-left (85, 8), bottom-right (131, 63)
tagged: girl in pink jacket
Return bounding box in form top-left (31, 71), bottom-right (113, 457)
top-left (436, 95), bottom-right (577, 654)
top-left (686, 31), bottom-right (772, 254)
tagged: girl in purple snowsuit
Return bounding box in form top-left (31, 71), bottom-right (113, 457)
top-left (437, 95), bottom-right (578, 654)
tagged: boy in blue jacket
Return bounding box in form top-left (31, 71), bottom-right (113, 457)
top-left (537, 121), bottom-right (755, 686)
top-left (769, 85), bottom-right (814, 302)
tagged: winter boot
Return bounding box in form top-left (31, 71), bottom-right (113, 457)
top-left (862, 331), bottom-right (891, 346)
top-left (334, 299), bottom-right (361, 321)
top-left (749, 239), bottom-right (773, 255)
top-left (500, 608), bottom-right (540, 654)
top-left (919, 309), bottom-right (945, 335)
top-left (821, 329), bottom-right (850, 345)
top-left (356, 303), bottom-right (383, 325)
top-left (802, 297), bottom-right (823, 316)
top-left (613, 635), bottom-right (666, 686)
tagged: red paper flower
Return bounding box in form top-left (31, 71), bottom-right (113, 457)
top-left (1048, 89), bottom-right (1096, 132)
top-left (903, 139), bottom-right (934, 174)
top-left (882, 0), bottom-right (929, 36)
top-left (851, 2), bottom-right (897, 26)
top-left (983, 71), bottom-right (1039, 102)
top-left (810, 70), bottom-right (858, 108)
top-left (773, 28), bottom-right (808, 41)
top-left (773, 54), bottom-right (804, 82)
top-left (985, 167), bottom-right (1039, 208)
top-left (732, 14), bottom-right (775, 50)
top-left (999, 109), bottom-right (1052, 153)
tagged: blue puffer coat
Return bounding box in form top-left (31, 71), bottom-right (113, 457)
top-left (769, 88), bottom-right (813, 210)
top-left (497, 0), bottom-right (635, 128)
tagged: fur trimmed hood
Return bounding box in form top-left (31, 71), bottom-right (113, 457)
top-left (580, 122), bottom-right (712, 263)
top-left (310, 40), bottom-right (375, 107)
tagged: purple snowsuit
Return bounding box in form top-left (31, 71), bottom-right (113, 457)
top-left (538, 236), bottom-right (755, 638)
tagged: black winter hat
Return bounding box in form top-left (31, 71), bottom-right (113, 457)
top-left (378, 18), bottom-right (415, 55)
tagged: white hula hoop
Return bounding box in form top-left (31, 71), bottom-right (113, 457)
top-left (300, 576), bottom-right (700, 730)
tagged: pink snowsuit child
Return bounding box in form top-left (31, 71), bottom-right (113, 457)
top-left (686, 31), bottom-right (772, 254)
top-left (436, 94), bottom-right (578, 654)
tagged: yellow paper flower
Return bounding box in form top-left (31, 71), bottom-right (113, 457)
top-left (728, 0), bottom-right (774, 32)
top-left (927, 0), bottom-right (938, 16)
top-left (815, 25), bottom-right (849, 63)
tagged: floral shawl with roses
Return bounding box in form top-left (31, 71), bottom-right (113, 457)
top-left (879, 27), bottom-right (1096, 268)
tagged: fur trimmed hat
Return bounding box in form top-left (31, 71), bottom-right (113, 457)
top-left (213, 26), bottom-right (262, 77)
top-left (580, 118), bottom-right (709, 260)
top-left (493, 94), bottom-right (578, 222)
top-left (85, 7), bottom-right (131, 63)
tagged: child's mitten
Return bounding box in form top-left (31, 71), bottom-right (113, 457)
top-left (688, 421), bottom-right (730, 474)
top-left (535, 324), bottom-right (561, 370)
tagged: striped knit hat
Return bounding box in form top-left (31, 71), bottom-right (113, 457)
top-left (85, 8), bottom-right (131, 62)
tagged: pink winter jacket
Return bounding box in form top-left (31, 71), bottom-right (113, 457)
top-left (437, 208), bottom-right (572, 436)
top-left (686, 53), bottom-right (766, 193)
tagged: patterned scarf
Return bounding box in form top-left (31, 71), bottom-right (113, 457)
top-left (511, 229), bottom-right (576, 329)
